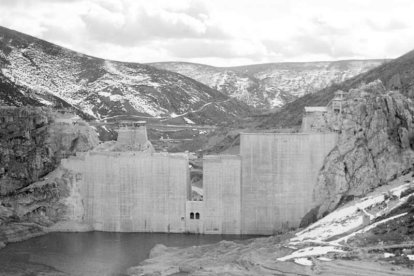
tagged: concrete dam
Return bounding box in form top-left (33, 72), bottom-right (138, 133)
top-left (62, 124), bottom-right (337, 235)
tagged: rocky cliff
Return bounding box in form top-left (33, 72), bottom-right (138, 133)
top-left (0, 106), bottom-right (98, 246)
top-left (313, 80), bottom-right (414, 218)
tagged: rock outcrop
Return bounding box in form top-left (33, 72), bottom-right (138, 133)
top-left (313, 80), bottom-right (414, 218)
top-left (0, 106), bottom-right (98, 244)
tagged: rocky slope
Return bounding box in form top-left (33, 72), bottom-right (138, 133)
top-left (0, 26), bottom-right (250, 126)
top-left (151, 60), bottom-right (383, 109)
top-left (259, 49), bottom-right (414, 129)
top-left (0, 107), bottom-right (98, 246)
top-left (312, 80), bottom-right (414, 218)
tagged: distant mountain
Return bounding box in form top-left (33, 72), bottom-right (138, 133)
top-left (150, 60), bottom-right (384, 109)
top-left (0, 26), bottom-right (250, 125)
top-left (259, 49), bottom-right (414, 129)
top-left (150, 62), bottom-right (270, 108)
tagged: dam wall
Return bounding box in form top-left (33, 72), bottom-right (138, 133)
top-left (62, 151), bottom-right (189, 232)
top-left (203, 155), bottom-right (241, 234)
top-left (240, 133), bottom-right (337, 235)
top-left (61, 128), bottom-right (338, 235)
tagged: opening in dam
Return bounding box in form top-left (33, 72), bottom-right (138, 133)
top-left (0, 232), bottom-right (258, 276)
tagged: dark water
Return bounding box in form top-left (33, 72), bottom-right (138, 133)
top-left (0, 232), bottom-right (256, 276)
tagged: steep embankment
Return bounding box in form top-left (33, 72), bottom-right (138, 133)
top-left (151, 60), bottom-right (383, 109)
top-left (0, 107), bottom-right (98, 246)
top-left (259, 49), bottom-right (414, 129)
top-left (0, 26), bottom-right (249, 125)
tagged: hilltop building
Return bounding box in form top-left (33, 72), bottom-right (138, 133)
top-left (302, 90), bottom-right (347, 132)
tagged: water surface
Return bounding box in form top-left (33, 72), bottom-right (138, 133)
top-left (0, 232), bottom-right (256, 276)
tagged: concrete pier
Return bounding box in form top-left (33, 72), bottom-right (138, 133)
top-left (203, 155), bottom-right (241, 234)
top-left (240, 133), bottom-right (337, 234)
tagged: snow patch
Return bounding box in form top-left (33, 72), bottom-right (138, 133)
top-left (98, 91), bottom-right (111, 98)
top-left (317, 257), bottom-right (332, 261)
top-left (36, 97), bottom-right (53, 106)
top-left (109, 94), bottom-right (124, 102)
top-left (275, 183), bottom-right (414, 266)
top-left (270, 97), bottom-right (284, 108)
top-left (292, 184), bottom-right (413, 243)
top-left (277, 246), bottom-right (344, 261)
top-left (294, 258), bottom-right (313, 266)
top-left (184, 117), bottom-right (195, 124)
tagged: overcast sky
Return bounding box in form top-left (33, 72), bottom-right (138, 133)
top-left (0, 0), bottom-right (413, 66)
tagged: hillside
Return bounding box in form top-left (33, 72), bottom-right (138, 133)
top-left (0, 26), bottom-right (250, 126)
top-left (150, 60), bottom-right (383, 109)
top-left (259, 49), bottom-right (414, 128)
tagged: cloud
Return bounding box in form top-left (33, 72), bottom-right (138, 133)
top-left (0, 0), bottom-right (414, 66)
top-left (165, 39), bottom-right (266, 59)
top-left (0, 0), bottom-right (82, 7)
top-left (366, 19), bottom-right (408, 32)
top-left (79, 0), bottom-right (229, 46)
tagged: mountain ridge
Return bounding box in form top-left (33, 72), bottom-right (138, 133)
top-left (150, 59), bottom-right (384, 109)
top-left (0, 25), bottom-right (250, 126)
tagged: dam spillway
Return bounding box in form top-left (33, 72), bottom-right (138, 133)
top-left (61, 124), bottom-right (337, 235)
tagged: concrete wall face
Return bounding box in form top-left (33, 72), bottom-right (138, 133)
top-left (61, 132), bottom-right (337, 235)
top-left (63, 152), bottom-right (189, 232)
top-left (186, 201), bottom-right (204, 233)
top-left (117, 126), bottom-right (148, 146)
top-left (203, 155), bottom-right (241, 234)
top-left (240, 133), bottom-right (337, 235)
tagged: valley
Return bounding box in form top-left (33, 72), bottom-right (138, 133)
top-left (0, 24), bottom-right (413, 276)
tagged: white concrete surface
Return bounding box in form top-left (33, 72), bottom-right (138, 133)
top-left (203, 155), bottom-right (241, 234)
top-left (240, 133), bottom-right (337, 235)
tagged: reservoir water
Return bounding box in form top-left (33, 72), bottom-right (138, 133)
top-left (0, 232), bottom-right (256, 276)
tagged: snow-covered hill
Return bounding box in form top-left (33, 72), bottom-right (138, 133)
top-left (151, 60), bottom-right (384, 108)
top-left (150, 62), bottom-right (269, 108)
top-left (0, 26), bottom-right (249, 125)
